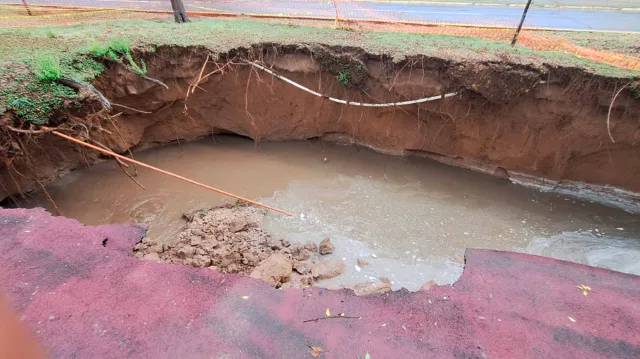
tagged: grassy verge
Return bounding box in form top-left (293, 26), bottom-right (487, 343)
top-left (0, 18), bottom-right (638, 125)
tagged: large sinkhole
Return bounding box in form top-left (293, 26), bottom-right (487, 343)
top-left (3, 45), bottom-right (640, 293)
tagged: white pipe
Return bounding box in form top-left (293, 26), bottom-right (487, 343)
top-left (249, 62), bottom-right (457, 107)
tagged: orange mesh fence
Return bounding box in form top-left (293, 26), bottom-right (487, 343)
top-left (1, 1), bottom-right (639, 71)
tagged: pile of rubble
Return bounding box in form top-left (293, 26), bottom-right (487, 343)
top-left (134, 205), bottom-right (348, 289)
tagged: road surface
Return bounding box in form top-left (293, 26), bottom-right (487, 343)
top-left (4, 0), bottom-right (640, 31)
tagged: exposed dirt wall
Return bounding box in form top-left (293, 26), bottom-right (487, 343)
top-left (2, 45), bottom-right (640, 202)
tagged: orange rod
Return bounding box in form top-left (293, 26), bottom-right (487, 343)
top-left (51, 131), bottom-right (294, 216)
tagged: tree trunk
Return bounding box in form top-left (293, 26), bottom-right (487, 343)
top-left (170, 0), bottom-right (190, 23)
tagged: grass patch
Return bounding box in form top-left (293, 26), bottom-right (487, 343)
top-left (33, 55), bottom-right (62, 82)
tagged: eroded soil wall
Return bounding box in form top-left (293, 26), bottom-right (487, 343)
top-left (2, 45), bottom-right (640, 200)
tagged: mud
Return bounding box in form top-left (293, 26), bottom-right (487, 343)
top-left (134, 205), bottom-right (346, 289)
top-left (2, 44), bottom-right (640, 203)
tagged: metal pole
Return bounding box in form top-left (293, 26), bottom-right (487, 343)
top-left (21, 0), bottom-right (32, 16)
top-left (511, 0), bottom-right (533, 47)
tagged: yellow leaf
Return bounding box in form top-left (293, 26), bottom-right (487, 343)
top-left (241, 296), bottom-right (249, 300)
top-left (583, 291), bottom-right (588, 296)
top-left (325, 308), bottom-right (331, 317)
top-left (568, 316), bottom-right (576, 323)
top-left (340, 313), bottom-right (345, 317)
top-left (311, 346), bottom-right (323, 357)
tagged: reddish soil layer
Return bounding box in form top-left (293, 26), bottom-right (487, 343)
top-left (1, 207), bottom-right (639, 358)
top-left (1, 45), bottom-right (640, 201)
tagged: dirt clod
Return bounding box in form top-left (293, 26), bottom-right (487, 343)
top-left (312, 260), bottom-right (345, 280)
top-left (349, 282), bottom-right (392, 296)
top-left (421, 280), bottom-right (438, 291)
top-left (357, 258), bottom-right (369, 267)
top-left (319, 238), bottom-right (335, 255)
top-left (250, 253), bottom-right (292, 288)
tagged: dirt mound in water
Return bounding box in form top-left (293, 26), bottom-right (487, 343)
top-left (134, 205), bottom-right (345, 289)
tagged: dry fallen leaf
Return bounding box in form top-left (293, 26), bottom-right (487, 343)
top-left (568, 316), bottom-right (576, 323)
top-left (340, 313), bottom-right (345, 317)
top-left (577, 284), bottom-right (591, 296)
top-left (325, 308), bottom-right (331, 317)
top-left (311, 346), bottom-right (323, 357)
top-left (241, 296), bottom-right (249, 300)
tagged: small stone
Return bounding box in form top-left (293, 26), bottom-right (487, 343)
top-left (453, 255), bottom-right (464, 264)
top-left (293, 261), bottom-right (312, 275)
top-left (177, 245), bottom-right (196, 258)
top-left (229, 220), bottom-right (248, 233)
top-left (190, 236), bottom-right (202, 246)
top-left (250, 253), bottom-right (293, 287)
top-left (312, 260), bottom-right (345, 280)
top-left (295, 248), bottom-right (310, 261)
top-left (349, 282), bottom-right (392, 296)
top-left (379, 277), bottom-right (392, 285)
top-left (304, 241), bottom-right (318, 253)
top-left (319, 238), bottom-right (335, 255)
top-left (243, 252), bottom-right (259, 265)
top-left (48, 315), bottom-right (56, 321)
top-left (193, 255), bottom-right (212, 267)
top-left (357, 258), bottom-right (369, 267)
top-left (290, 273), bottom-right (314, 288)
top-left (281, 240), bottom-right (291, 248)
top-left (142, 253), bottom-right (161, 261)
top-left (147, 243), bottom-right (164, 254)
top-left (421, 280), bottom-right (438, 291)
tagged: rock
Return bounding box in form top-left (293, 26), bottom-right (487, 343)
top-left (357, 258), bottom-right (369, 267)
top-left (193, 255), bottom-right (212, 267)
top-left (177, 245), bottom-right (196, 258)
top-left (229, 220), bottom-right (248, 233)
top-left (147, 243), bottom-right (164, 254)
top-left (379, 277), bottom-right (392, 285)
top-left (250, 253), bottom-right (293, 287)
top-left (349, 282), bottom-right (392, 296)
top-left (290, 273), bottom-right (314, 288)
top-left (293, 247), bottom-right (310, 261)
top-left (190, 236), bottom-right (202, 246)
top-left (281, 239), bottom-right (291, 248)
top-left (293, 261), bottom-right (312, 275)
top-left (243, 252), bottom-right (259, 265)
top-left (421, 280), bottom-right (438, 291)
top-left (454, 255), bottom-right (465, 264)
top-left (312, 260), bottom-right (345, 280)
top-left (142, 252), bottom-right (160, 261)
top-left (304, 241), bottom-right (318, 253)
top-left (319, 238), bottom-right (334, 255)
top-left (191, 229), bottom-right (205, 237)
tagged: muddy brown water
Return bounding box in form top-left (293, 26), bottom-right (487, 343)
top-left (16, 136), bottom-right (640, 291)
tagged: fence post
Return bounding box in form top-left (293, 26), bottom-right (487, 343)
top-left (21, 0), bottom-right (32, 16)
top-left (332, 0), bottom-right (340, 28)
top-left (511, 0), bottom-right (533, 47)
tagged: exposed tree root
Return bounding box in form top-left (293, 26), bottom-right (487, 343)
top-left (57, 77), bottom-right (112, 111)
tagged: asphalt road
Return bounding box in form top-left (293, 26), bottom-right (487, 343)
top-left (5, 0), bottom-right (640, 31)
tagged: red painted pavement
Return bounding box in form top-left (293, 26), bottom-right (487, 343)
top-left (1, 207), bottom-right (639, 358)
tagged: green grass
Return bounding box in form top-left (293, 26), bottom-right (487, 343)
top-left (33, 55), bottom-right (62, 82)
top-left (0, 18), bottom-right (638, 125)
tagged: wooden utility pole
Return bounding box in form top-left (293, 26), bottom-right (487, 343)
top-left (170, 0), bottom-right (190, 23)
top-left (511, 0), bottom-right (533, 47)
top-left (21, 0), bottom-right (32, 16)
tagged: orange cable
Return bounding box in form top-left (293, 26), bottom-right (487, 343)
top-left (50, 130), bottom-right (294, 216)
